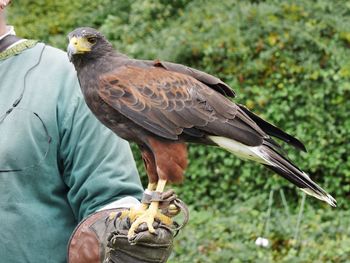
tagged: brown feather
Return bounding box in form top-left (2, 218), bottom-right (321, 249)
top-left (140, 148), bottom-right (158, 184)
top-left (97, 65), bottom-right (245, 142)
top-left (152, 59), bottom-right (235, 98)
top-left (146, 137), bottom-right (188, 183)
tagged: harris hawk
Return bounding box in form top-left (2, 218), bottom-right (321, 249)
top-left (67, 27), bottom-right (336, 238)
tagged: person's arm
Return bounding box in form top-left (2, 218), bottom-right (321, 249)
top-left (59, 87), bottom-right (144, 221)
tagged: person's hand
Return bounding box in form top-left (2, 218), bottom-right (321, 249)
top-left (0, 0), bottom-right (11, 10)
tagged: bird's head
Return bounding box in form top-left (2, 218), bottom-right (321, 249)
top-left (67, 27), bottom-right (112, 63)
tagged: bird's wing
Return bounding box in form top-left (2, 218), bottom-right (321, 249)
top-left (150, 60), bottom-right (236, 98)
top-left (97, 65), bottom-right (240, 141)
top-left (237, 104), bottom-right (307, 152)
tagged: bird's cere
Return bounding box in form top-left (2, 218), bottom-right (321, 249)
top-left (67, 36), bottom-right (93, 61)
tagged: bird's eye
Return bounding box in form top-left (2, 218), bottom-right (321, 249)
top-left (87, 37), bottom-right (97, 44)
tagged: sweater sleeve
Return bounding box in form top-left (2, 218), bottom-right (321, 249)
top-left (59, 87), bottom-right (144, 221)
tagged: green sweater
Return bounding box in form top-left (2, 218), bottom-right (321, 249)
top-left (0, 42), bottom-right (143, 262)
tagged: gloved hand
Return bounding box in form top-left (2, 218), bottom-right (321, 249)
top-left (67, 204), bottom-right (187, 263)
top-left (68, 191), bottom-right (188, 263)
top-left (105, 211), bottom-right (174, 263)
top-left (68, 190), bottom-right (189, 263)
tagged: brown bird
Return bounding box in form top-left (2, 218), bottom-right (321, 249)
top-left (67, 27), bottom-right (336, 238)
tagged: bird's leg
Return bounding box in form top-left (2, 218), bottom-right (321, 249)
top-left (128, 179), bottom-right (172, 238)
top-left (141, 182), bottom-right (157, 210)
top-left (125, 182), bottom-right (157, 221)
top-left (117, 182), bottom-right (157, 222)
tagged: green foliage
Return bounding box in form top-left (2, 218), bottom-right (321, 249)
top-left (7, 0), bottom-right (350, 261)
top-left (169, 195), bottom-right (350, 262)
top-left (8, 0), bottom-right (349, 209)
top-left (8, 0), bottom-right (121, 48)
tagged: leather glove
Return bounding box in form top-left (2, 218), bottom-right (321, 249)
top-left (67, 208), bottom-right (176, 263)
top-left (68, 191), bottom-right (188, 263)
top-left (105, 212), bottom-right (174, 263)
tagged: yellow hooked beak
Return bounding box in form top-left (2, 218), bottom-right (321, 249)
top-left (67, 36), bottom-right (92, 60)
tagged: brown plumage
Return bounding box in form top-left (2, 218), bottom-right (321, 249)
top-left (67, 27), bottom-right (336, 233)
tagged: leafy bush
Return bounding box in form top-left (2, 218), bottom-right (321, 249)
top-left (8, 0), bottom-right (349, 207)
top-left (7, 1), bottom-right (350, 261)
top-left (169, 195), bottom-right (350, 262)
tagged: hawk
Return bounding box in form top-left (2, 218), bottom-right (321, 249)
top-left (67, 27), bottom-right (336, 238)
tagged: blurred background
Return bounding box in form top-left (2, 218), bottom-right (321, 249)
top-left (8, 0), bottom-right (350, 262)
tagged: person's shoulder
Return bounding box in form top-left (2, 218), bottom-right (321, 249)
top-left (41, 44), bottom-right (73, 70)
top-left (34, 44), bottom-right (82, 98)
top-left (43, 45), bottom-right (67, 58)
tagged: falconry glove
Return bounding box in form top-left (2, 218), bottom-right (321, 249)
top-left (68, 196), bottom-right (188, 263)
top-left (105, 212), bottom-right (174, 263)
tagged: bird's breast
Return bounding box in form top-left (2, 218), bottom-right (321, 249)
top-left (80, 85), bottom-right (142, 142)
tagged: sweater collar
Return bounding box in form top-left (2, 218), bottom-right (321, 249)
top-left (0, 26), bottom-right (38, 61)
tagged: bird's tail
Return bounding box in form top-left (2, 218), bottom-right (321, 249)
top-left (261, 144), bottom-right (336, 207)
top-left (208, 136), bottom-right (336, 207)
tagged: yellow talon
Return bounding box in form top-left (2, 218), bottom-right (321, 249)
top-left (111, 207), bottom-right (173, 239)
top-left (156, 211), bottom-right (173, 225)
top-left (109, 211), bottom-right (118, 220)
top-left (127, 202), bottom-right (173, 239)
top-left (127, 208), bottom-right (156, 238)
top-left (116, 179), bottom-right (173, 239)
